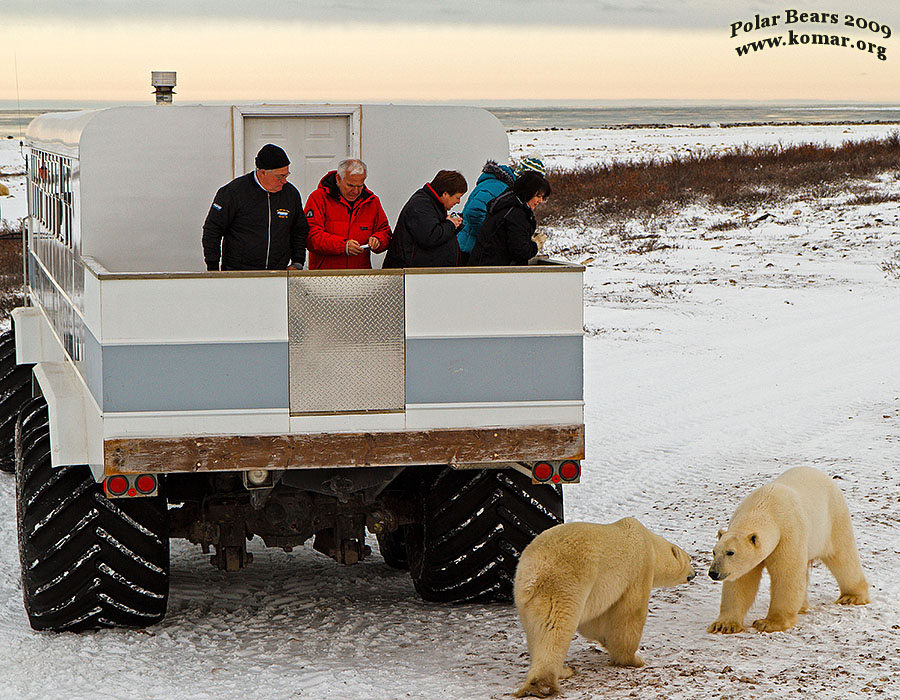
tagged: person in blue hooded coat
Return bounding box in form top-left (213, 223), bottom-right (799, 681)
top-left (456, 157), bottom-right (544, 264)
top-left (468, 171), bottom-right (552, 267)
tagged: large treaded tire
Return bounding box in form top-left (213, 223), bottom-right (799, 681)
top-left (376, 527), bottom-right (410, 570)
top-left (406, 467), bottom-right (563, 604)
top-left (0, 327), bottom-right (34, 473)
top-left (15, 397), bottom-right (170, 631)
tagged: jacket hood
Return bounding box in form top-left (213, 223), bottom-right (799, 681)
top-left (478, 160), bottom-right (516, 187)
top-left (486, 188), bottom-right (529, 217)
top-left (317, 170), bottom-right (375, 205)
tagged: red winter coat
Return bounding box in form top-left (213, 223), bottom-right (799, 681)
top-left (304, 171), bottom-right (392, 269)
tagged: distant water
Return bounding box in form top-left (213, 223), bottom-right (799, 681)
top-left (0, 108), bottom-right (89, 138)
top-left (488, 103), bottom-right (900, 130)
top-left (3, 101), bottom-right (900, 137)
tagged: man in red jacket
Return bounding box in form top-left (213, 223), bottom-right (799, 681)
top-left (304, 159), bottom-right (392, 269)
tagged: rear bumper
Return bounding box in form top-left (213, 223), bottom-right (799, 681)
top-left (103, 423), bottom-right (585, 476)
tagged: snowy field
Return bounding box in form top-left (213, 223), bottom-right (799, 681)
top-left (1, 123), bottom-right (899, 699)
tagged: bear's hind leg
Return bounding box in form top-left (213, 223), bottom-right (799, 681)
top-left (707, 563), bottom-right (763, 634)
top-left (823, 502), bottom-right (870, 605)
top-left (515, 597), bottom-right (581, 698)
top-left (822, 550), bottom-right (870, 606)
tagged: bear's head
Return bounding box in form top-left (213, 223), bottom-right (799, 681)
top-left (708, 528), bottom-right (769, 581)
top-left (650, 534), bottom-right (696, 587)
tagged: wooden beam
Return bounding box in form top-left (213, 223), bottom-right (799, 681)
top-left (104, 424), bottom-right (585, 475)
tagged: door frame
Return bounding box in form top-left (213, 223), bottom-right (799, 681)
top-left (231, 104), bottom-right (362, 178)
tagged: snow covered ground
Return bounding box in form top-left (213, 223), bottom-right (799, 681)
top-left (509, 122), bottom-right (899, 169)
top-left (1, 124), bottom-right (899, 699)
top-left (0, 138), bottom-right (26, 230)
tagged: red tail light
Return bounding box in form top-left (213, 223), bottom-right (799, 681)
top-left (532, 461), bottom-right (553, 482)
top-left (105, 475), bottom-right (129, 496)
top-left (559, 461), bottom-right (580, 482)
top-left (135, 475), bottom-right (157, 494)
top-left (104, 474), bottom-right (159, 498)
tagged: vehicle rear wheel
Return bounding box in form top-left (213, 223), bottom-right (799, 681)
top-left (0, 328), bottom-right (33, 473)
top-left (406, 466), bottom-right (563, 603)
top-left (15, 396), bottom-right (170, 631)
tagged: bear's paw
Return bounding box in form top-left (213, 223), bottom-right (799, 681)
top-left (610, 653), bottom-right (645, 668)
top-left (836, 592), bottom-right (869, 606)
top-left (752, 617), bottom-right (792, 633)
top-left (707, 620), bottom-right (745, 634)
top-left (514, 676), bottom-right (559, 698)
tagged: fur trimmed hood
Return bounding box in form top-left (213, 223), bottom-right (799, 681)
top-left (480, 160), bottom-right (516, 187)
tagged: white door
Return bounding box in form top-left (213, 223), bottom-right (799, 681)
top-left (242, 116), bottom-right (351, 203)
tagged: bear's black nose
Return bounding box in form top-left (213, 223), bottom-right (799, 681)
top-left (709, 569), bottom-right (723, 581)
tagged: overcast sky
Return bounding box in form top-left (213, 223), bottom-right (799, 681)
top-left (2, 1), bottom-right (793, 29)
top-left (3, 1), bottom-right (898, 102)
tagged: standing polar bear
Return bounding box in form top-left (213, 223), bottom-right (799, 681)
top-left (708, 466), bottom-right (869, 634)
top-left (513, 518), bottom-right (695, 698)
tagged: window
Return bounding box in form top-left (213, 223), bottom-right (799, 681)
top-left (29, 149), bottom-right (73, 250)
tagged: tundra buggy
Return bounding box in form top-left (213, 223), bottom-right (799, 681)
top-left (4, 103), bottom-right (584, 631)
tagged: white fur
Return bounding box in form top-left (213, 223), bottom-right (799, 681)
top-left (513, 518), bottom-right (695, 698)
top-left (707, 466), bottom-right (869, 634)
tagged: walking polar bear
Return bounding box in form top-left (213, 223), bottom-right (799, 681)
top-left (513, 518), bottom-right (695, 698)
top-left (707, 466), bottom-right (869, 634)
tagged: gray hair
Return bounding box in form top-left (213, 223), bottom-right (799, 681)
top-left (337, 158), bottom-right (367, 178)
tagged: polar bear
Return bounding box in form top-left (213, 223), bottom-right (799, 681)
top-left (513, 518), bottom-right (695, 698)
top-left (707, 466), bottom-right (869, 635)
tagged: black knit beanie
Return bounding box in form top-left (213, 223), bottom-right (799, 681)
top-left (255, 144), bottom-right (290, 169)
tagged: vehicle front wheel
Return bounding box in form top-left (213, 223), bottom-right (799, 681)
top-left (15, 396), bottom-right (170, 631)
top-left (406, 466), bottom-right (563, 604)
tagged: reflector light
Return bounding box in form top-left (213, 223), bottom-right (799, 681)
top-left (128, 488), bottom-right (137, 497)
top-left (135, 475), bottom-right (157, 494)
top-left (532, 462), bottom-right (553, 482)
top-left (559, 461), bottom-right (580, 481)
top-left (106, 476), bottom-right (129, 496)
top-left (551, 474), bottom-right (561, 484)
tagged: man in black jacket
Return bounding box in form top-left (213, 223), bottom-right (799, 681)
top-left (202, 144), bottom-right (308, 271)
top-left (383, 170), bottom-right (467, 268)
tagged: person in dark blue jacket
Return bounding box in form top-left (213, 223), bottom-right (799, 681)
top-left (468, 171), bottom-right (551, 267)
top-left (202, 144), bottom-right (308, 271)
top-left (383, 170), bottom-right (467, 268)
top-left (456, 157), bottom-right (545, 264)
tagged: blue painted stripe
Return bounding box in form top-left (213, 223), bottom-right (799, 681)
top-left (83, 328), bottom-right (104, 408)
top-left (80, 333), bottom-right (581, 412)
top-left (405, 336), bottom-right (583, 405)
top-left (97, 341), bottom-right (289, 412)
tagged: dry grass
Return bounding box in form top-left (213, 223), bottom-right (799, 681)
top-left (845, 192), bottom-right (900, 206)
top-left (0, 221), bottom-right (25, 322)
top-left (538, 132), bottom-right (900, 225)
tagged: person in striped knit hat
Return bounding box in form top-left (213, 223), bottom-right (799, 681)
top-left (456, 154), bottom-right (545, 264)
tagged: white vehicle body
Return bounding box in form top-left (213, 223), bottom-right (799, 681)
top-left (14, 104), bottom-right (584, 480)
top-left (8, 103), bottom-right (583, 628)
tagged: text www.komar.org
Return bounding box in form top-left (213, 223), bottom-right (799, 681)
top-left (732, 10), bottom-right (891, 61)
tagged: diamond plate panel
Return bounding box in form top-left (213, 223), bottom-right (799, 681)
top-left (289, 273), bottom-right (405, 414)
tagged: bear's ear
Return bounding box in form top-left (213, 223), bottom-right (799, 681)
top-left (717, 529), bottom-right (725, 540)
top-left (671, 546), bottom-right (679, 559)
top-left (749, 533), bottom-right (759, 546)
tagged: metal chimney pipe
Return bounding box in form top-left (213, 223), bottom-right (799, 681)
top-left (151, 71), bottom-right (177, 105)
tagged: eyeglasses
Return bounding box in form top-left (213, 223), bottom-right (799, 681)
top-left (263, 170), bottom-right (290, 181)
